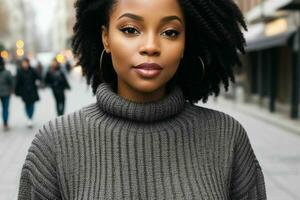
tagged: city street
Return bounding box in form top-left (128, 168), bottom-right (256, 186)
top-left (0, 71), bottom-right (300, 200)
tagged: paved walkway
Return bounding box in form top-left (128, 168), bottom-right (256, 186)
top-left (0, 72), bottom-right (299, 199)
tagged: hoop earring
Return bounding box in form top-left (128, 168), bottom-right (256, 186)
top-left (198, 56), bottom-right (205, 80)
top-left (100, 49), bottom-right (107, 73)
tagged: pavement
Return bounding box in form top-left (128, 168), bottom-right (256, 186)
top-left (0, 71), bottom-right (299, 200)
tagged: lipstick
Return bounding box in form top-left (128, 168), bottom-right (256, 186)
top-left (133, 63), bottom-right (162, 78)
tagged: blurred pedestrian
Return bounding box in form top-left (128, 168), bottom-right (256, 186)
top-left (45, 58), bottom-right (70, 116)
top-left (36, 61), bottom-right (43, 77)
top-left (65, 60), bottom-right (72, 73)
top-left (15, 58), bottom-right (40, 128)
top-left (36, 61), bottom-right (45, 88)
top-left (0, 57), bottom-right (14, 131)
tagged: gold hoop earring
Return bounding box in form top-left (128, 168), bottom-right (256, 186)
top-left (100, 49), bottom-right (107, 73)
top-left (198, 56), bottom-right (205, 80)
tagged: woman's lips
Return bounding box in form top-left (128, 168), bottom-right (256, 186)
top-left (133, 63), bottom-right (162, 78)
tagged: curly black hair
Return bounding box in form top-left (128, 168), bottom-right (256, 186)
top-left (72, 0), bottom-right (247, 103)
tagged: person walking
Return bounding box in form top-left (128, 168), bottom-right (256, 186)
top-left (15, 58), bottom-right (40, 128)
top-left (35, 61), bottom-right (45, 88)
top-left (64, 60), bottom-right (72, 73)
top-left (45, 58), bottom-right (70, 116)
top-left (0, 57), bottom-right (14, 131)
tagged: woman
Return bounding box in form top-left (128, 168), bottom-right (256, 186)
top-left (15, 58), bottom-right (40, 128)
top-left (45, 58), bottom-right (70, 116)
top-left (0, 57), bottom-right (14, 131)
top-left (18, 0), bottom-right (266, 199)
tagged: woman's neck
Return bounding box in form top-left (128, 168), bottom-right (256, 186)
top-left (117, 81), bottom-right (166, 103)
top-left (96, 83), bottom-right (185, 122)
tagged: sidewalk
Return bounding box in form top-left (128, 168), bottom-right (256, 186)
top-left (209, 96), bottom-right (300, 136)
top-left (229, 98), bottom-right (300, 136)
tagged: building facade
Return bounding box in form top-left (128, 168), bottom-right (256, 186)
top-left (233, 0), bottom-right (300, 119)
top-left (49, 0), bottom-right (68, 53)
top-left (235, 0), bottom-right (262, 13)
top-left (0, 0), bottom-right (72, 57)
top-left (66, 0), bottom-right (76, 48)
top-left (0, 0), bottom-right (26, 53)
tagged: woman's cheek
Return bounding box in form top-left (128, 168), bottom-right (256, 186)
top-left (110, 38), bottom-right (137, 65)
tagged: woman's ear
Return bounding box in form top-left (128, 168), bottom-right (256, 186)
top-left (101, 25), bottom-right (110, 53)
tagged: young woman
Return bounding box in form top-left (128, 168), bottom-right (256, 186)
top-left (18, 0), bottom-right (266, 199)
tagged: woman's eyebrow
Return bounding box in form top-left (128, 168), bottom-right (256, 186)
top-left (118, 13), bottom-right (183, 24)
top-left (118, 13), bottom-right (143, 21)
top-left (161, 16), bottom-right (183, 24)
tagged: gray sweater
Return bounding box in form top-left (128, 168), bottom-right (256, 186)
top-left (18, 83), bottom-right (266, 200)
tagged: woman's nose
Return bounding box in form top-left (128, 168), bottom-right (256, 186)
top-left (139, 33), bottom-right (161, 57)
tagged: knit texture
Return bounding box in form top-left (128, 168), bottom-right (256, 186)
top-left (18, 83), bottom-right (266, 200)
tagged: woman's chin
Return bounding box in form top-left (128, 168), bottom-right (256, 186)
top-left (133, 81), bottom-right (165, 94)
top-left (117, 77), bottom-right (168, 102)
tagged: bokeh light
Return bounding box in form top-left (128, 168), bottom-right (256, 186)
top-left (16, 49), bottom-right (24, 57)
top-left (56, 54), bottom-right (65, 63)
top-left (0, 51), bottom-right (9, 60)
top-left (16, 40), bottom-right (25, 49)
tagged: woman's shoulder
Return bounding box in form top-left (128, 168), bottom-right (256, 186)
top-left (35, 106), bottom-right (87, 139)
top-left (185, 103), bottom-right (247, 139)
top-left (187, 103), bottom-right (242, 125)
top-left (37, 103), bottom-right (101, 139)
top-left (25, 104), bottom-right (96, 155)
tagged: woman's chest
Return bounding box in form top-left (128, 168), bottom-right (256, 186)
top-left (58, 131), bottom-right (231, 200)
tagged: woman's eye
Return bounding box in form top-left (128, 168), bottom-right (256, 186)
top-left (120, 27), bottom-right (139, 35)
top-left (162, 30), bottom-right (180, 38)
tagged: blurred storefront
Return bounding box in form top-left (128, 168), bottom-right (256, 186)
top-left (233, 0), bottom-right (300, 119)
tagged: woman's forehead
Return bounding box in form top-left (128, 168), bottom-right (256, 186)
top-left (111, 0), bottom-right (184, 20)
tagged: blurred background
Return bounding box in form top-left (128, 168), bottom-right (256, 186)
top-left (0, 0), bottom-right (300, 199)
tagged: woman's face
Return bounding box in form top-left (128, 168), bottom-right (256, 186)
top-left (102, 0), bottom-right (185, 102)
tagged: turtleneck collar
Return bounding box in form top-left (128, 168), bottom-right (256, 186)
top-left (96, 83), bottom-right (186, 122)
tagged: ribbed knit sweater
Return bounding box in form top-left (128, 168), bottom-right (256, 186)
top-left (18, 83), bottom-right (266, 200)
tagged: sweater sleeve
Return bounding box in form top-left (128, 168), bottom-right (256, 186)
top-left (230, 123), bottom-right (267, 200)
top-left (18, 123), bottom-right (62, 200)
